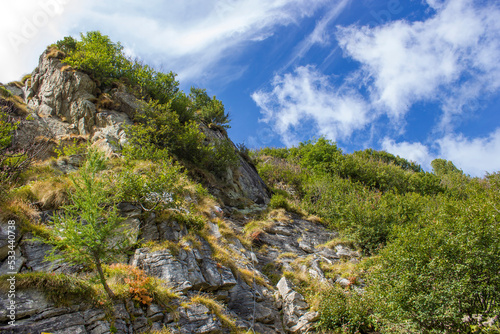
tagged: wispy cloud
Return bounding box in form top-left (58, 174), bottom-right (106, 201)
top-left (252, 65), bottom-right (369, 146)
top-left (0, 0), bottom-right (331, 83)
top-left (282, 0), bottom-right (350, 70)
top-left (336, 0), bottom-right (500, 125)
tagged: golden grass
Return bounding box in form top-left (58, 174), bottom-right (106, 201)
top-left (0, 196), bottom-right (40, 224)
top-left (60, 65), bottom-right (74, 72)
top-left (316, 237), bottom-right (356, 250)
top-left (277, 252), bottom-right (299, 260)
top-left (29, 176), bottom-right (72, 209)
top-left (142, 240), bottom-right (182, 256)
top-left (305, 214), bottom-right (324, 224)
top-left (180, 233), bottom-right (202, 250)
top-left (0, 272), bottom-right (96, 307)
top-left (267, 208), bottom-right (291, 223)
top-left (21, 74), bottom-right (31, 85)
top-left (146, 327), bottom-right (173, 334)
top-left (243, 219), bottom-right (274, 235)
top-left (3, 95), bottom-right (29, 116)
top-left (7, 81), bottom-right (23, 89)
top-left (238, 267), bottom-right (270, 289)
top-left (190, 294), bottom-right (239, 332)
top-left (46, 47), bottom-right (65, 60)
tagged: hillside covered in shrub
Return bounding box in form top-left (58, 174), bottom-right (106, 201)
top-left (0, 32), bottom-right (498, 334)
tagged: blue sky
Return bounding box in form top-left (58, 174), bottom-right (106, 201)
top-left (1, 0), bottom-right (500, 176)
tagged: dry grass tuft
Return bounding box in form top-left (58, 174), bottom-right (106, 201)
top-left (46, 47), bottom-right (65, 60)
top-left (306, 215), bottom-right (324, 225)
top-left (21, 74), bottom-right (31, 86)
top-left (96, 93), bottom-right (116, 110)
top-left (142, 240), bottom-right (182, 256)
top-left (7, 81), bottom-right (24, 89)
top-left (237, 267), bottom-right (270, 289)
top-left (277, 252), bottom-right (299, 260)
top-left (0, 197), bottom-right (40, 224)
top-left (190, 294), bottom-right (240, 332)
top-left (60, 65), bottom-right (74, 72)
top-left (29, 176), bottom-right (72, 209)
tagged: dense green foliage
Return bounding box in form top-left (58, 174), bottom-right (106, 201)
top-left (372, 177), bottom-right (500, 333)
top-left (317, 287), bottom-right (374, 333)
top-left (189, 87), bottom-right (230, 128)
top-left (62, 32), bottom-right (129, 84)
top-left (124, 100), bottom-right (239, 178)
top-left (254, 138), bottom-right (500, 333)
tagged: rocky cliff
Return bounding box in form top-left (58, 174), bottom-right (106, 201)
top-left (0, 48), bottom-right (362, 334)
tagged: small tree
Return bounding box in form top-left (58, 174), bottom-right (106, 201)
top-left (41, 148), bottom-right (132, 299)
top-left (189, 87), bottom-right (230, 128)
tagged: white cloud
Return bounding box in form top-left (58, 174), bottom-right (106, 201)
top-left (381, 130), bottom-right (500, 177)
top-left (336, 0), bottom-right (500, 125)
top-left (437, 130), bottom-right (500, 177)
top-left (0, 0), bottom-right (85, 82)
top-left (381, 138), bottom-right (434, 171)
top-left (0, 0), bottom-right (329, 83)
top-left (252, 65), bottom-right (369, 146)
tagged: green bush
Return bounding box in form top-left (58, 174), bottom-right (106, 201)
top-left (370, 187), bottom-right (500, 332)
top-left (125, 99), bottom-right (238, 179)
top-left (116, 160), bottom-right (184, 211)
top-left (269, 193), bottom-right (291, 211)
top-left (317, 286), bottom-right (374, 333)
top-left (128, 62), bottom-right (180, 105)
top-left (203, 138), bottom-right (239, 178)
top-left (63, 31), bottom-right (130, 84)
top-left (55, 36), bottom-right (78, 54)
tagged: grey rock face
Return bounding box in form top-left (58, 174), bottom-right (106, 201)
top-left (27, 50), bottom-right (97, 136)
top-left (276, 277), bottom-right (312, 331)
top-left (170, 303), bottom-right (222, 334)
top-left (131, 246), bottom-right (237, 292)
top-left (199, 124), bottom-right (271, 206)
top-left (0, 248), bottom-right (25, 275)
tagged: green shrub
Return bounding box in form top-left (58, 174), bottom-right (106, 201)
top-left (317, 286), bottom-right (374, 333)
top-left (203, 138), bottom-right (239, 178)
top-left (54, 139), bottom-right (88, 157)
top-left (63, 31), bottom-right (130, 84)
top-left (55, 36), bottom-right (78, 54)
top-left (189, 87), bottom-right (230, 128)
top-left (370, 188), bottom-right (500, 332)
top-left (269, 193), bottom-right (291, 211)
top-left (116, 160), bottom-right (184, 211)
top-left (128, 62), bottom-right (180, 105)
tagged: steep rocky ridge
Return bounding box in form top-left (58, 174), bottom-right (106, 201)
top-left (0, 48), bottom-right (362, 333)
top-left (15, 49), bottom-right (270, 206)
